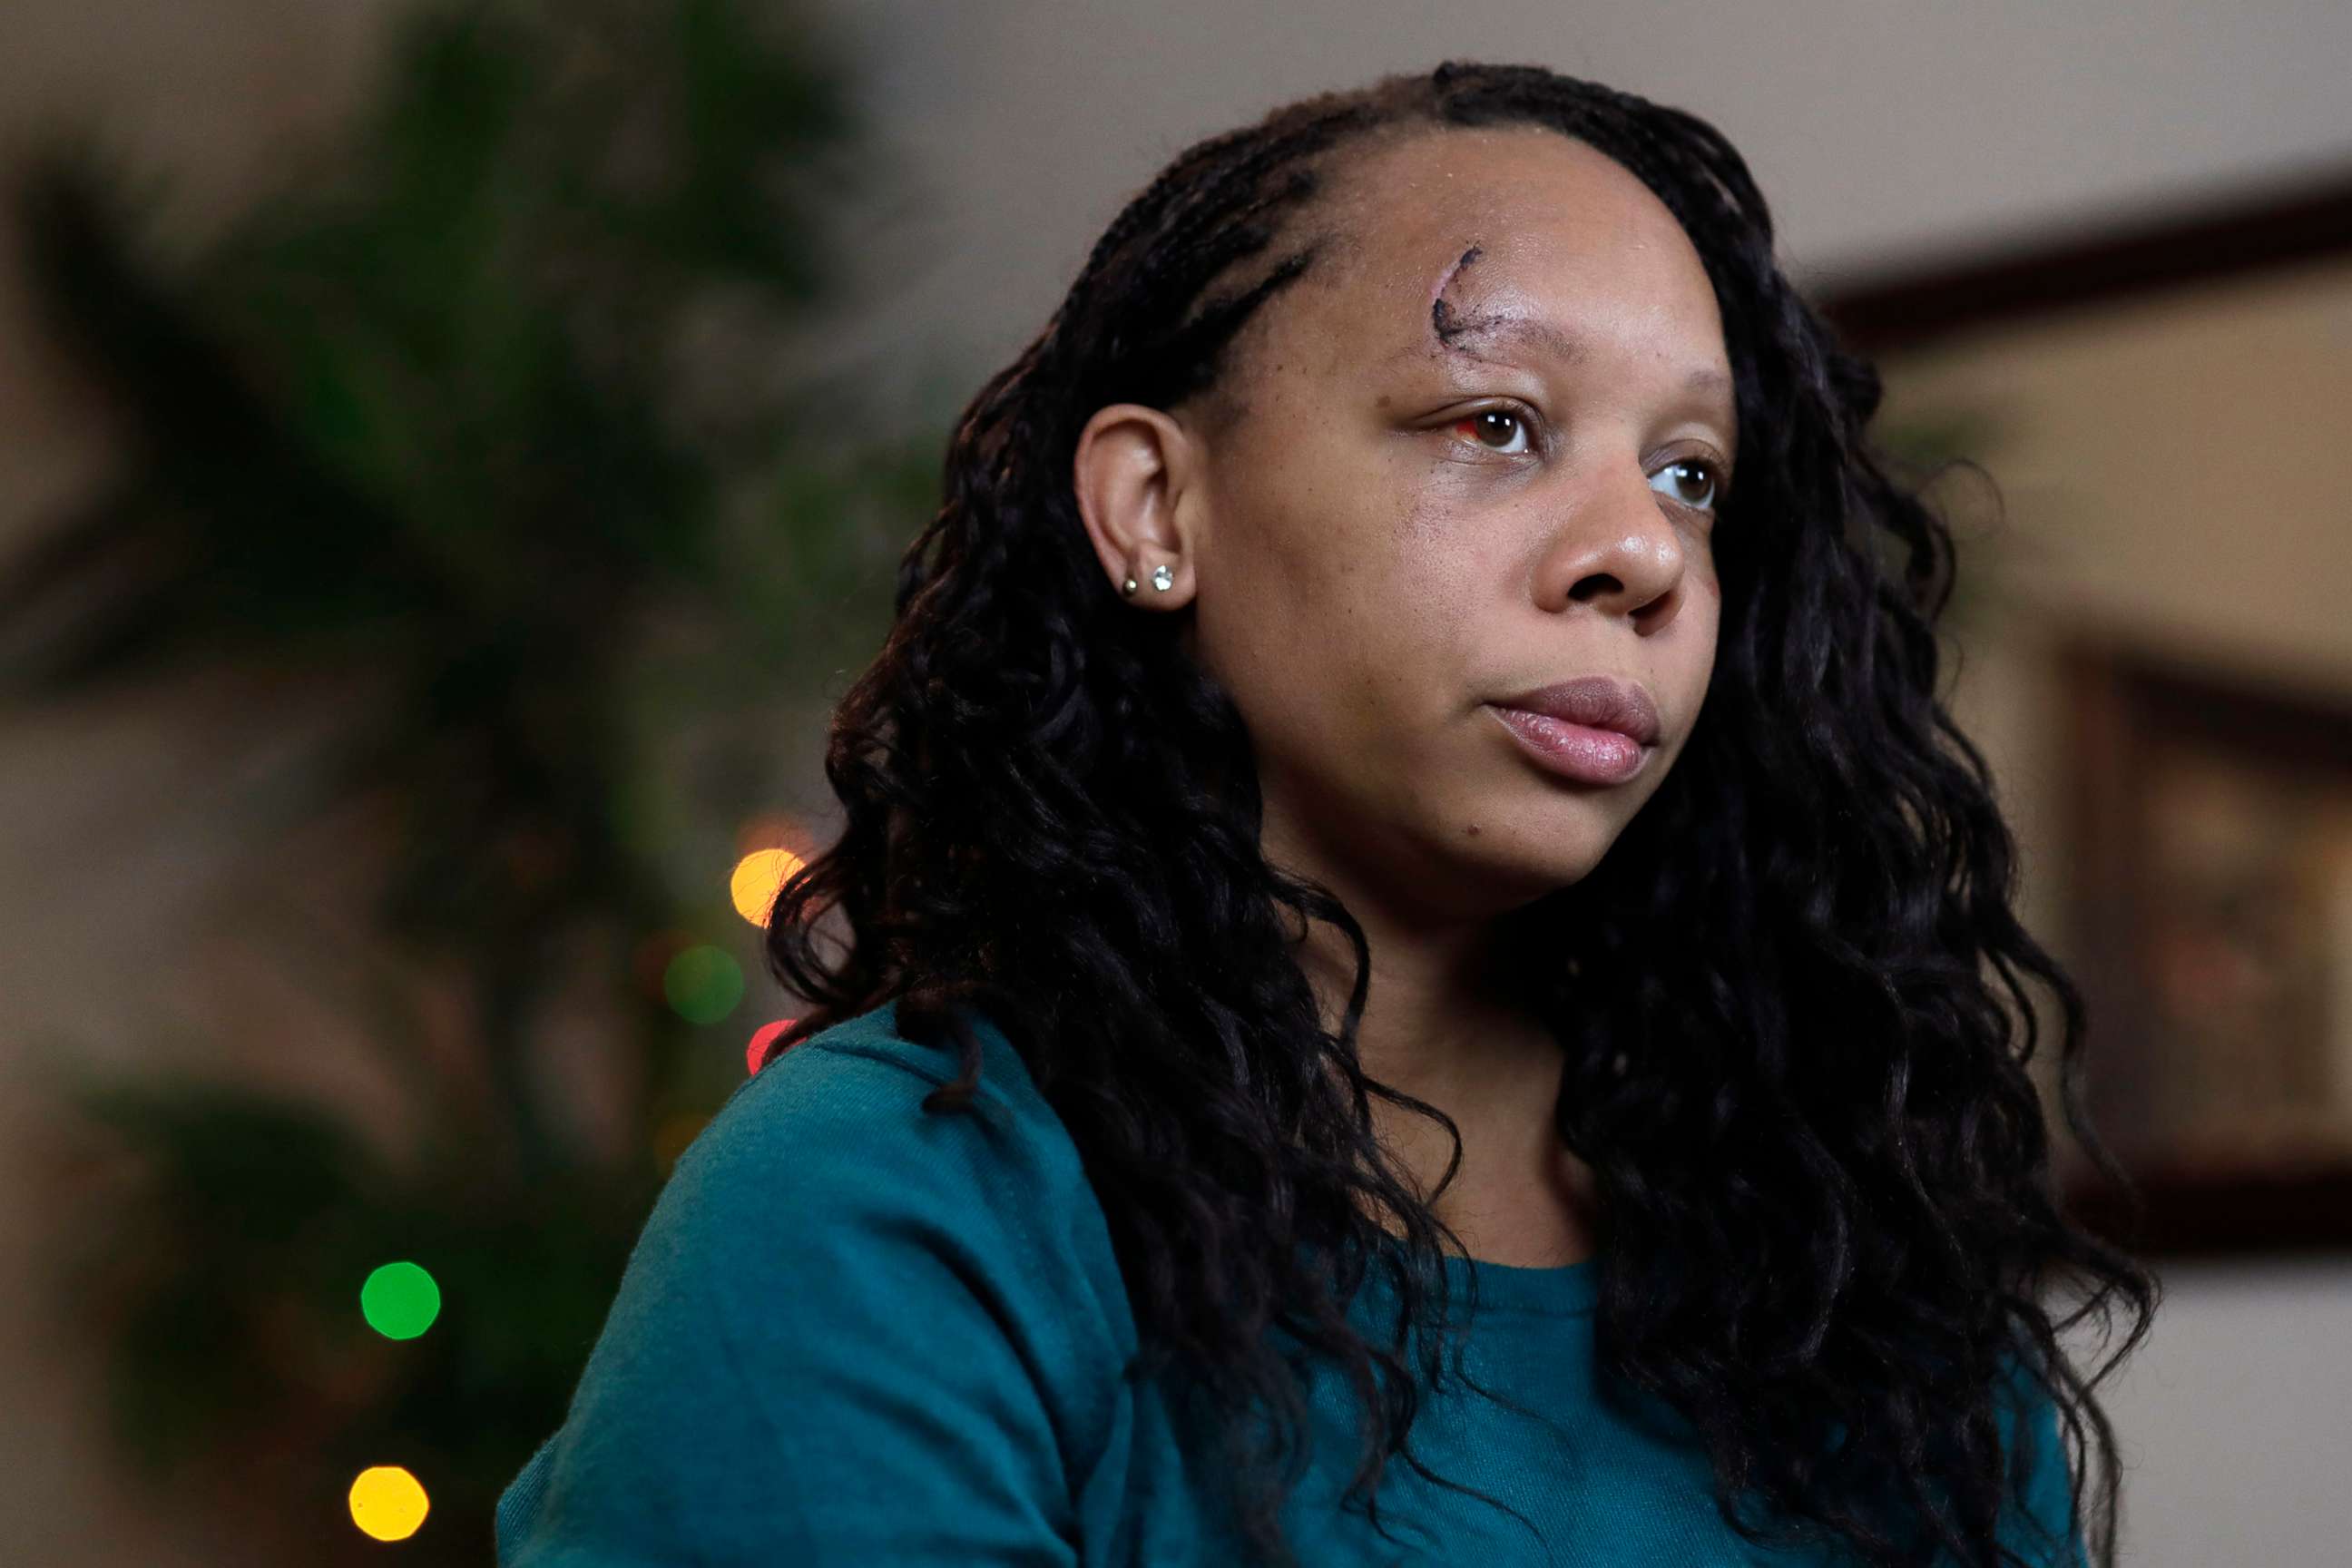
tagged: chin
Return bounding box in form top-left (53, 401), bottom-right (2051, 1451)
top-left (1461, 828), bottom-right (1614, 903)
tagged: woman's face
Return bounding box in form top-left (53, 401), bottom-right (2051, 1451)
top-left (1088, 125), bottom-right (1736, 924)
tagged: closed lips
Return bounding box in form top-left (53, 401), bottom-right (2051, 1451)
top-left (1488, 676), bottom-right (1660, 745)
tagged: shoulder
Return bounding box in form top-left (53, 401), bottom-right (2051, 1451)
top-left (496, 996), bottom-right (1138, 1564)
top-left (1994, 1345), bottom-right (2090, 1568)
top-left (671, 995), bottom-right (1142, 1464)
top-left (732, 995), bottom-right (1059, 1133)
top-left (658, 997), bottom-right (1151, 1454)
top-left (671, 995), bottom-right (1100, 1251)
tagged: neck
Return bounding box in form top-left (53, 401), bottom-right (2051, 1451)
top-left (1269, 832), bottom-right (1601, 1269)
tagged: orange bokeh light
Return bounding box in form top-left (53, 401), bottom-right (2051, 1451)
top-left (730, 848), bottom-right (804, 926)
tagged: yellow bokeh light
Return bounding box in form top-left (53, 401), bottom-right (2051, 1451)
top-left (730, 848), bottom-right (803, 926)
top-left (348, 1465), bottom-right (430, 1542)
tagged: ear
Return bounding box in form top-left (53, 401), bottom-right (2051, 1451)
top-left (1071, 403), bottom-right (1201, 610)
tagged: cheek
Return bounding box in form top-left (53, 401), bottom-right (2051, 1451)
top-left (1216, 545), bottom-right (1436, 748)
top-left (1289, 490), bottom-right (1481, 724)
top-left (1196, 508), bottom-right (1459, 772)
top-left (1206, 437), bottom-right (1426, 660)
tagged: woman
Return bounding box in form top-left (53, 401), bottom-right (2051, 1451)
top-left (496, 61), bottom-right (2154, 1568)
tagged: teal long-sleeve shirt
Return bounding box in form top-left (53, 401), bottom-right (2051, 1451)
top-left (495, 997), bottom-right (2089, 1566)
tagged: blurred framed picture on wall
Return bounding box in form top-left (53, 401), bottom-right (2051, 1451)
top-left (1819, 164), bottom-right (2352, 1257)
top-left (2061, 644), bottom-right (2352, 1251)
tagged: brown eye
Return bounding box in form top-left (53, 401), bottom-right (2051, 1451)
top-left (1652, 457), bottom-right (1723, 514)
top-left (1449, 408), bottom-right (1534, 456)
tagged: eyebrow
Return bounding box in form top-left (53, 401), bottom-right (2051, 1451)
top-left (1416, 308), bottom-right (1736, 404)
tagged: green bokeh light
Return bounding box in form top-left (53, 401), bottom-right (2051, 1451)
top-left (665, 945), bottom-right (745, 1025)
top-left (360, 1260), bottom-right (442, 1340)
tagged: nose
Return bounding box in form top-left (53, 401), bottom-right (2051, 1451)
top-left (1532, 453), bottom-right (1691, 632)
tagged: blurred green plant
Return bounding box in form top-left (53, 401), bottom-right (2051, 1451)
top-left (2, 0), bottom-right (939, 1559)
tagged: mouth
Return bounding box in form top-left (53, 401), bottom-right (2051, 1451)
top-left (1483, 675), bottom-right (1661, 787)
top-left (1485, 703), bottom-right (1653, 786)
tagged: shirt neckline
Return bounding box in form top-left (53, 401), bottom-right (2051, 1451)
top-left (1437, 1249), bottom-right (1601, 1317)
top-left (882, 997), bottom-right (1604, 1318)
top-left (1353, 1248), bottom-right (1601, 1318)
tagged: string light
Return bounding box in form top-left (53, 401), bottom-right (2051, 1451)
top-left (348, 1465), bottom-right (429, 1541)
top-left (664, 945), bottom-right (743, 1025)
top-left (360, 1260), bottom-right (441, 1340)
top-left (729, 848), bottom-right (803, 926)
top-left (746, 1017), bottom-right (796, 1074)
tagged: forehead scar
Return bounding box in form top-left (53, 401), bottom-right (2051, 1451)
top-left (1427, 243), bottom-right (1483, 347)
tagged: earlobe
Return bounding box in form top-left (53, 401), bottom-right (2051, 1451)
top-left (1073, 402), bottom-right (1198, 610)
top-left (1119, 563), bottom-right (1180, 598)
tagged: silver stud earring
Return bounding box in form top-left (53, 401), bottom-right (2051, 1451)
top-left (1151, 564), bottom-right (1174, 592)
top-left (1121, 574), bottom-right (1139, 595)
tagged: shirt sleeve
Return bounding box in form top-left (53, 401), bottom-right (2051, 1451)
top-left (495, 1039), bottom-right (1114, 1566)
top-left (1999, 1352), bottom-right (2092, 1568)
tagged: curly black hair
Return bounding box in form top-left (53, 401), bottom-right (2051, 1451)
top-left (761, 59), bottom-right (2157, 1568)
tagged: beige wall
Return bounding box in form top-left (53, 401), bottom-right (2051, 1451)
top-left (1889, 254), bottom-right (2352, 686)
top-left (1908, 251), bottom-right (2352, 1017)
top-left (1896, 260), bottom-right (2352, 1564)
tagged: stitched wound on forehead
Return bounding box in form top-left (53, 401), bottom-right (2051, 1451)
top-left (1428, 243), bottom-right (1483, 346)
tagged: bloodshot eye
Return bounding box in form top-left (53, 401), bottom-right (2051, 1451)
top-left (1452, 407), bottom-right (1533, 456)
